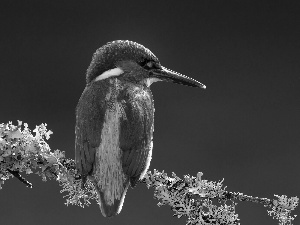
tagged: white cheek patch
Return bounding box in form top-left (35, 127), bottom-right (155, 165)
top-left (144, 77), bottom-right (162, 87)
top-left (95, 67), bottom-right (124, 81)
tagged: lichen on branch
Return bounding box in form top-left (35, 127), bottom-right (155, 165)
top-left (142, 170), bottom-right (298, 224)
top-left (0, 121), bottom-right (97, 207)
top-left (0, 121), bottom-right (298, 224)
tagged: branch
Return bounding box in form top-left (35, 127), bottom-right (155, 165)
top-left (0, 121), bottom-right (97, 207)
top-left (141, 170), bottom-right (298, 225)
top-left (0, 121), bottom-right (298, 225)
top-left (7, 168), bottom-right (32, 188)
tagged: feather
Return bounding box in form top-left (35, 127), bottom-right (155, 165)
top-left (119, 82), bottom-right (154, 187)
top-left (75, 83), bottom-right (106, 179)
top-left (75, 78), bottom-right (155, 216)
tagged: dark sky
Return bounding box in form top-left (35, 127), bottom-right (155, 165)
top-left (0, 1), bottom-right (299, 225)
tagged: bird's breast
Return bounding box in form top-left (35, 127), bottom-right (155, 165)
top-left (118, 82), bottom-right (155, 151)
top-left (92, 78), bottom-right (155, 205)
top-left (93, 99), bottom-right (126, 206)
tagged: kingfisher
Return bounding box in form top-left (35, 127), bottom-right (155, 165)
top-left (75, 40), bottom-right (206, 217)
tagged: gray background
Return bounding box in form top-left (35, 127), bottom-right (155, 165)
top-left (0, 1), bottom-right (299, 225)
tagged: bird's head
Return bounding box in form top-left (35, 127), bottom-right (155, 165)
top-left (86, 40), bottom-right (206, 89)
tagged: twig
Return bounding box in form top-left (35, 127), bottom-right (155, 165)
top-left (7, 168), bottom-right (32, 188)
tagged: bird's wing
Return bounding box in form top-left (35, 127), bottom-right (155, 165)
top-left (75, 85), bottom-right (106, 179)
top-left (119, 87), bottom-right (154, 187)
top-left (76, 83), bottom-right (131, 217)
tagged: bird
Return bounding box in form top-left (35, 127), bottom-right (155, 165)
top-left (75, 40), bottom-right (206, 217)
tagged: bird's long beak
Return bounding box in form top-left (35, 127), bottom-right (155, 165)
top-left (151, 66), bottom-right (206, 88)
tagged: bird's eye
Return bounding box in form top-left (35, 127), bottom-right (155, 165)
top-left (144, 61), bottom-right (159, 70)
top-left (139, 59), bottom-right (160, 70)
top-left (146, 61), bottom-right (153, 68)
top-left (139, 60), bottom-right (153, 69)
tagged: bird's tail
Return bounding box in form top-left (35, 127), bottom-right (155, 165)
top-left (91, 178), bottom-right (130, 217)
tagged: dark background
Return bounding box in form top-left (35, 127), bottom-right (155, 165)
top-left (0, 1), bottom-right (299, 225)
